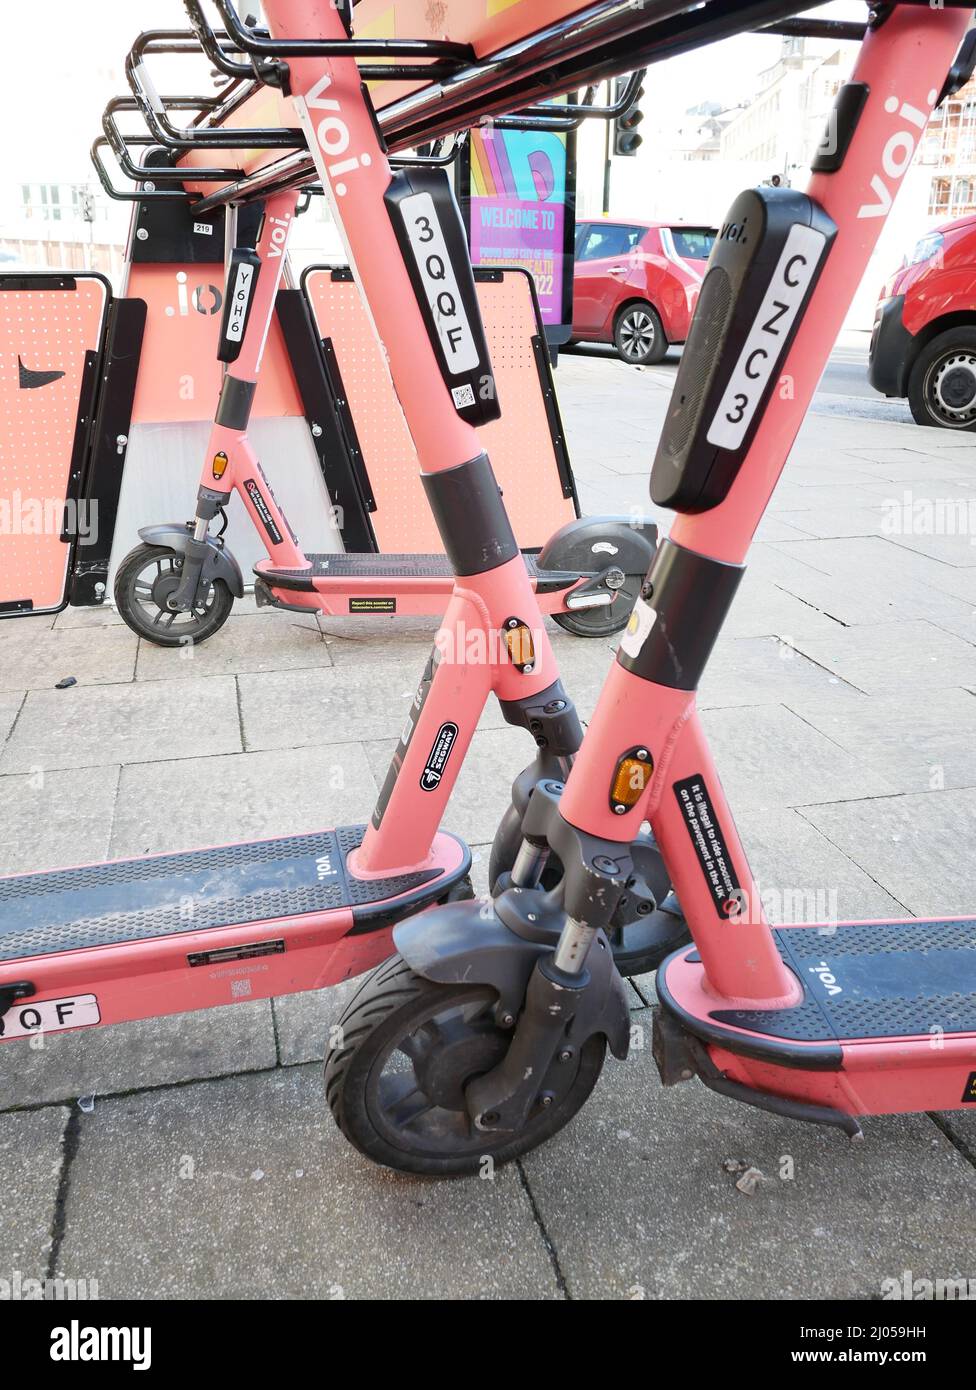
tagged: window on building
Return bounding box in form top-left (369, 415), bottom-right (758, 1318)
top-left (21, 183), bottom-right (67, 222)
top-left (929, 177), bottom-right (952, 215)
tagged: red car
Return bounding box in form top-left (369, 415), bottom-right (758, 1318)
top-left (870, 213), bottom-right (976, 429)
top-left (572, 219), bottom-right (716, 365)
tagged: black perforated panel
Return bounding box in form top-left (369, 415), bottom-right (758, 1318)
top-left (260, 552), bottom-right (543, 586)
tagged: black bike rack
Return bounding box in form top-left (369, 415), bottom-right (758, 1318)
top-left (91, 0), bottom-right (976, 213)
top-left (90, 0), bottom-right (714, 210)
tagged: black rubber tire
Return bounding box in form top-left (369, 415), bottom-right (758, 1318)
top-left (114, 543), bottom-right (234, 647)
top-left (907, 327), bottom-right (976, 430)
top-left (324, 954), bottom-right (606, 1176)
top-left (613, 301), bottom-right (667, 366)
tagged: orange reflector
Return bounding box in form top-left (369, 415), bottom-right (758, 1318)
top-left (611, 755), bottom-right (652, 810)
top-left (212, 450), bottom-right (229, 481)
top-left (504, 623), bottom-right (535, 670)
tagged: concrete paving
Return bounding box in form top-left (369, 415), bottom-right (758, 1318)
top-left (1, 350), bottom-right (975, 1298)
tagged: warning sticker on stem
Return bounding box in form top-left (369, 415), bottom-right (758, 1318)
top-left (673, 774), bottom-right (742, 918)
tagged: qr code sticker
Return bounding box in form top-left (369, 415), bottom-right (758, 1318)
top-left (230, 978), bottom-right (253, 998)
top-left (451, 383), bottom-right (475, 409)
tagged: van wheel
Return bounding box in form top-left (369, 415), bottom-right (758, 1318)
top-left (614, 303), bottom-right (667, 365)
top-left (908, 328), bottom-right (976, 429)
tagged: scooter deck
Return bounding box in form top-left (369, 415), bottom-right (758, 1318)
top-left (0, 825), bottom-right (462, 963)
top-left (659, 919), bottom-right (976, 1059)
top-left (0, 828), bottom-right (470, 1037)
top-left (256, 551), bottom-right (580, 594)
top-left (656, 918), bottom-right (976, 1123)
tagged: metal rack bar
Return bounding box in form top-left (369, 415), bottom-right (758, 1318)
top-left (212, 0), bottom-right (475, 68)
top-left (126, 29), bottom-right (306, 149)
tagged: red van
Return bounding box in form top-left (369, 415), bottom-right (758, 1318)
top-left (572, 220), bottom-right (716, 365)
top-left (869, 214), bottom-right (976, 429)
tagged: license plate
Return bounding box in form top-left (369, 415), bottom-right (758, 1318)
top-left (399, 191), bottom-right (480, 374)
top-left (0, 993), bottom-right (100, 1040)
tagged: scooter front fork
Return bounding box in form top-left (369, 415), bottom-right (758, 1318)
top-left (466, 783), bottom-right (635, 1133)
top-left (166, 494), bottom-right (226, 612)
top-left (466, 949), bottom-right (598, 1132)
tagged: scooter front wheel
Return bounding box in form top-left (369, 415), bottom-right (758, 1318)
top-left (325, 954), bottom-right (605, 1176)
top-left (114, 543), bottom-right (234, 647)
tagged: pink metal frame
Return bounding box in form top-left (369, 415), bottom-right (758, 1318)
top-left (206, 0), bottom-right (586, 880)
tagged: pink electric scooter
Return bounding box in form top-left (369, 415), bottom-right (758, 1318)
top-left (102, 15), bottom-right (655, 648)
top-left (0, 0), bottom-right (687, 1063)
top-left (321, 2), bottom-right (976, 1173)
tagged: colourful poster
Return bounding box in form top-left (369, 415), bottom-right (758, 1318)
top-left (467, 125), bottom-right (571, 326)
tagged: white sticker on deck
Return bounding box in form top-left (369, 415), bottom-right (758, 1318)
top-left (706, 222), bottom-right (828, 452)
top-left (400, 191), bottom-right (480, 374)
top-left (0, 993), bottom-right (100, 1039)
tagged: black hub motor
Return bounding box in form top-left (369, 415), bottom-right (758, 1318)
top-left (488, 803), bottom-right (689, 976)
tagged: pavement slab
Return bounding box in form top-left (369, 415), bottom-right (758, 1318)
top-left (237, 659), bottom-right (507, 752)
top-left (722, 576), bottom-right (842, 639)
top-left (701, 703), bottom-right (896, 809)
top-left (0, 1003), bottom-right (276, 1112)
top-left (522, 1033), bottom-right (976, 1301)
top-left (0, 676), bottom-right (243, 774)
top-left (0, 691), bottom-right (24, 749)
top-left (109, 743), bottom-right (380, 857)
top-left (791, 687), bottom-right (976, 794)
top-left (272, 981), bottom-right (361, 1067)
top-left (0, 624), bottom-right (136, 694)
top-left (0, 1106), bottom-right (69, 1283)
top-left (700, 634), bottom-right (860, 709)
top-left (800, 786), bottom-right (976, 917)
top-left (790, 620), bottom-right (976, 695)
top-left (135, 611), bottom-right (332, 681)
top-left (734, 804), bottom-right (907, 922)
top-left (0, 765), bottom-right (120, 876)
top-left (58, 1066), bottom-right (562, 1300)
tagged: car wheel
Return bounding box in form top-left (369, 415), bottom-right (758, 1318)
top-left (908, 327), bottom-right (976, 430)
top-left (613, 303), bottom-right (667, 365)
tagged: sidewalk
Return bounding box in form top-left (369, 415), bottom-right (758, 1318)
top-left (2, 352), bottom-right (975, 1299)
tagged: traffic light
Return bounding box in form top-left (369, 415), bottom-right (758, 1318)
top-left (613, 75), bottom-right (645, 157)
